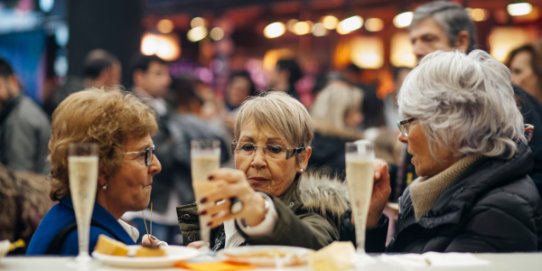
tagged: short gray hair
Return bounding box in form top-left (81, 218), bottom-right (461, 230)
top-left (398, 50), bottom-right (526, 159)
top-left (234, 91), bottom-right (313, 148)
top-left (411, 1), bottom-right (477, 53)
top-left (310, 80), bottom-right (363, 130)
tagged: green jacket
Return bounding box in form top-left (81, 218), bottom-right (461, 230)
top-left (177, 173), bottom-right (349, 250)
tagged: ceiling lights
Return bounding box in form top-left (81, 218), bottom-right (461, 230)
top-left (393, 11), bottom-right (413, 28)
top-left (507, 1), bottom-right (533, 16)
top-left (337, 15), bottom-right (363, 35)
top-left (263, 22), bottom-right (286, 39)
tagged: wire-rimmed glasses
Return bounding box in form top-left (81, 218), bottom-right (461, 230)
top-left (231, 142), bottom-right (305, 160)
top-left (397, 117), bottom-right (417, 138)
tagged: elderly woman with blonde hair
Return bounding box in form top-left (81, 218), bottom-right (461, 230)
top-left (345, 50), bottom-right (542, 252)
top-left (309, 80), bottom-right (402, 180)
top-left (177, 91), bottom-right (392, 250)
top-left (27, 88), bottom-right (162, 255)
top-left (308, 80), bottom-right (364, 179)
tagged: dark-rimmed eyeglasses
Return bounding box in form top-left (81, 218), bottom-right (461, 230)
top-left (124, 145), bottom-right (155, 166)
top-left (232, 142), bottom-right (305, 160)
top-left (397, 117), bottom-right (417, 138)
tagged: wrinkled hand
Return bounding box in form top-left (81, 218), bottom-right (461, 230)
top-left (141, 234), bottom-right (168, 248)
top-left (198, 168), bottom-right (267, 228)
top-left (366, 159), bottom-right (391, 228)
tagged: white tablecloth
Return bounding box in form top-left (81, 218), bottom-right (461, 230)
top-left (1, 253), bottom-right (541, 271)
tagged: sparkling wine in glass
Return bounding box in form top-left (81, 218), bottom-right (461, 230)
top-left (345, 140), bottom-right (375, 255)
top-left (191, 139), bottom-right (220, 253)
top-left (68, 143), bottom-right (99, 262)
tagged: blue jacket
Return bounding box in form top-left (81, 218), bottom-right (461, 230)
top-left (26, 197), bottom-right (136, 256)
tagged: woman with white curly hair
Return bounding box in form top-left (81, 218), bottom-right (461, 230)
top-left (344, 50), bottom-right (542, 252)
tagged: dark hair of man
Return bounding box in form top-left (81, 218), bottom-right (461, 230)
top-left (229, 70), bottom-right (258, 97)
top-left (83, 50), bottom-right (119, 80)
top-left (130, 54), bottom-right (167, 75)
top-left (0, 58), bottom-right (15, 78)
top-left (276, 58), bottom-right (302, 86)
top-left (168, 77), bottom-right (203, 110)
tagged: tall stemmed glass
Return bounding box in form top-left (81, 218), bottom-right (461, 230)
top-left (345, 140), bottom-right (375, 255)
top-left (68, 143), bottom-right (99, 262)
top-left (191, 139), bottom-right (220, 253)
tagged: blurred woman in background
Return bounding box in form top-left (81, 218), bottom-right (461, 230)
top-left (308, 80), bottom-right (364, 180)
top-left (507, 42), bottom-right (542, 106)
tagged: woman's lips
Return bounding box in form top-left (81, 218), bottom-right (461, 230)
top-left (248, 177), bottom-right (270, 185)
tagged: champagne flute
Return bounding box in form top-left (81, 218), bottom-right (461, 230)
top-left (191, 139), bottom-right (220, 253)
top-left (68, 143), bottom-right (99, 262)
top-left (345, 140), bottom-right (375, 255)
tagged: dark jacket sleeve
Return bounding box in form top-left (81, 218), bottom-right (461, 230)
top-left (445, 190), bottom-right (540, 252)
top-left (238, 196), bottom-right (340, 250)
top-left (339, 209), bottom-right (388, 253)
top-left (177, 203), bottom-right (200, 245)
top-left (513, 85), bottom-right (542, 194)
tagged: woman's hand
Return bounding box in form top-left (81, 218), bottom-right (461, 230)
top-left (198, 168), bottom-right (267, 228)
top-left (366, 159), bottom-right (391, 228)
top-left (141, 234), bottom-right (168, 248)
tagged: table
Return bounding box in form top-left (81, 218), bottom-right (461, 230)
top-left (1, 253), bottom-right (541, 271)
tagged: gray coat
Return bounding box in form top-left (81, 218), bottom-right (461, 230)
top-left (0, 96), bottom-right (50, 174)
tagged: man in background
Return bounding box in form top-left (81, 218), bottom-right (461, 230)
top-left (0, 58), bottom-right (50, 174)
top-left (125, 54), bottom-right (179, 244)
top-left (49, 49), bottom-right (121, 115)
top-left (268, 58), bottom-right (302, 100)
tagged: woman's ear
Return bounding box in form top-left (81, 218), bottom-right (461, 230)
top-left (298, 146), bottom-right (312, 170)
top-left (98, 175), bottom-right (107, 187)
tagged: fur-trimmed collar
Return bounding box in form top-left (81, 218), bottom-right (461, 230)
top-left (284, 172), bottom-right (349, 218)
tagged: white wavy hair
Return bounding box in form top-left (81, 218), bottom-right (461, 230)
top-left (398, 50), bottom-right (526, 159)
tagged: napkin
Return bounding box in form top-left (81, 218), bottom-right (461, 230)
top-left (377, 252), bottom-right (490, 270)
top-left (175, 261), bottom-right (255, 271)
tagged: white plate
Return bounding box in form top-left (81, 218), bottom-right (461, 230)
top-left (92, 245), bottom-right (199, 268)
top-left (218, 245), bottom-right (314, 267)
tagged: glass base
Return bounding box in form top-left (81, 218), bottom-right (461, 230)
top-left (65, 253), bottom-right (92, 271)
top-left (353, 252), bottom-right (377, 268)
top-left (75, 253), bottom-right (92, 263)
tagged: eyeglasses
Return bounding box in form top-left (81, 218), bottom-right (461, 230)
top-left (524, 123), bottom-right (534, 142)
top-left (232, 142), bottom-right (305, 160)
top-left (397, 117), bottom-right (417, 138)
top-left (124, 145), bottom-right (155, 166)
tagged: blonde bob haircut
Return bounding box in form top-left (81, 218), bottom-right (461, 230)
top-left (49, 88), bottom-right (157, 200)
top-left (398, 50), bottom-right (526, 159)
top-left (310, 80), bottom-right (363, 130)
top-left (234, 91), bottom-right (313, 149)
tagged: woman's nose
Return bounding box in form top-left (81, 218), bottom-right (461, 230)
top-left (398, 132), bottom-right (408, 144)
top-left (250, 148), bottom-right (267, 168)
top-left (150, 154), bottom-right (162, 174)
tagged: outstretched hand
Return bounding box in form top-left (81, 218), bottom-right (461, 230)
top-left (366, 159), bottom-right (391, 228)
top-left (197, 168), bottom-right (267, 228)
